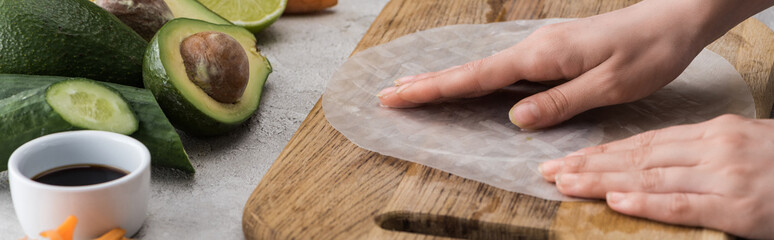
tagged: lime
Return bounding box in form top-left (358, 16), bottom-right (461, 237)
top-left (197, 0), bottom-right (286, 33)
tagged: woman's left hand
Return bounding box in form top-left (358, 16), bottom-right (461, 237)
top-left (538, 114), bottom-right (774, 239)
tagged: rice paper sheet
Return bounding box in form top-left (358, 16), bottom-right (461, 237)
top-left (322, 19), bottom-right (755, 201)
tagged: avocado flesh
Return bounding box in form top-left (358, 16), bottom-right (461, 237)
top-left (0, 0), bottom-right (146, 87)
top-left (143, 18), bottom-right (271, 136)
top-left (164, 0), bottom-right (232, 25)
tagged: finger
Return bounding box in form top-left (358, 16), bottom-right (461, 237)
top-left (377, 86), bottom-right (421, 108)
top-left (606, 192), bottom-right (721, 230)
top-left (539, 142), bottom-right (702, 181)
top-left (570, 122), bottom-right (709, 156)
top-left (507, 67), bottom-right (614, 130)
top-left (378, 49), bottom-right (525, 107)
top-left (554, 167), bottom-right (714, 198)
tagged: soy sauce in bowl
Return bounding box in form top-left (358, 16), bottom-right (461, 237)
top-left (32, 164), bottom-right (128, 187)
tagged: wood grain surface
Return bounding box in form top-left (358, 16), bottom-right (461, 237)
top-left (243, 0), bottom-right (774, 239)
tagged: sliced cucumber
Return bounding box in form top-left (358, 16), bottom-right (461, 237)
top-left (110, 81), bottom-right (195, 173)
top-left (0, 78), bottom-right (138, 171)
top-left (46, 79), bottom-right (138, 135)
top-left (0, 74), bottom-right (195, 173)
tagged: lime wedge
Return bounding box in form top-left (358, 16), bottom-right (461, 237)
top-left (197, 0), bottom-right (286, 33)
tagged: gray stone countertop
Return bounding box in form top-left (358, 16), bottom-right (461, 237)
top-left (1, 2), bottom-right (774, 239)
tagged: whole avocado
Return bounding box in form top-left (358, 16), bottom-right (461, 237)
top-left (0, 0), bottom-right (147, 87)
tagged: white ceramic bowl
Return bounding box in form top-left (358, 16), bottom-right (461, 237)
top-left (8, 130), bottom-right (150, 239)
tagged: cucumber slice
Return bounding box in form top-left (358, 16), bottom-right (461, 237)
top-left (0, 78), bottom-right (139, 171)
top-left (0, 74), bottom-right (194, 173)
top-left (46, 79), bottom-right (139, 135)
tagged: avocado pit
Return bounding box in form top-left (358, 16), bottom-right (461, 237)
top-left (180, 31), bottom-right (250, 104)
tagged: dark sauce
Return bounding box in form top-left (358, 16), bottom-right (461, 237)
top-left (32, 164), bottom-right (128, 187)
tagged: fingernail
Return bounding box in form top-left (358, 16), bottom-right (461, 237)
top-left (607, 192), bottom-right (625, 205)
top-left (396, 82), bottom-right (414, 94)
top-left (539, 160), bottom-right (563, 176)
top-left (555, 173), bottom-right (577, 190)
top-left (377, 87), bottom-right (397, 98)
top-left (509, 101), bottom-right (540, 128)
top-left (394, 76), bottom-right (416, 86)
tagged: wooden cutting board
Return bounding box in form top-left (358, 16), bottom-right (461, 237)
top-left (243, 0), bottom-right (774, 239)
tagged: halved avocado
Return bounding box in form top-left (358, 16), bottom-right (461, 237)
top-left (143, 18), bottom-right (271, 136)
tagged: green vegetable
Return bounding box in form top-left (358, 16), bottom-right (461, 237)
top-left (110, 80), bottom-right (196, 173)
top-left (0, 74), bottom-right (195, 173)
top-left (46, 79), bottom-right (139, 134)
top-left (0, 0), bottom-right (146, 87)
top-left (0, 78), bottom-right (139, 171)
top-left (143, 18), bottom-right (271, 136)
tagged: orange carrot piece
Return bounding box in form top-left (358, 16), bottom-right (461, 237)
top-left (285, 0), bottom-right (337, 13)
top-left (94, 228), bottom-right (126, 240)
top-left (56, 216), bottom-right (77, 240)
top-left (32, 216), bottom-right (133, 240)
top-left (39, 215), bottom-right (77, 240)
top-left (40, 230), bottom-right (63, 240)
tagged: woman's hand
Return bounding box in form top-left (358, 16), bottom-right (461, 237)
top-left (539, 114), bottom-right (774, 238)
top-left (377, 0), bottom-right (770, 130)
